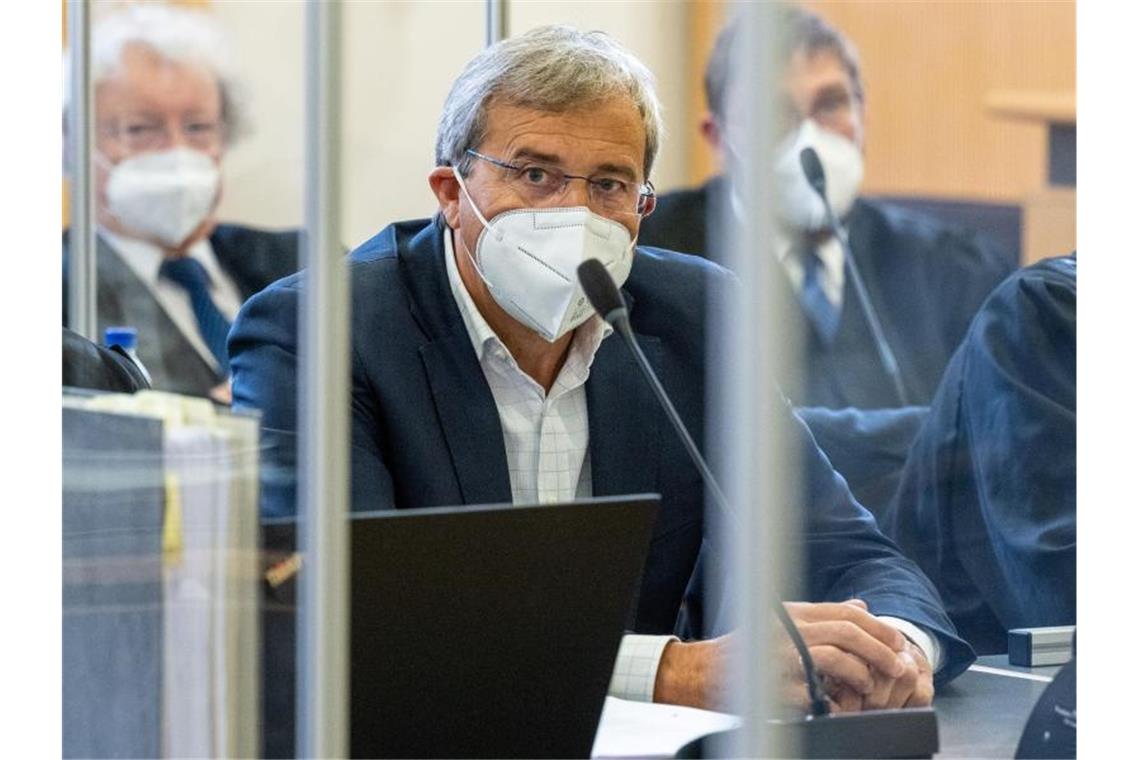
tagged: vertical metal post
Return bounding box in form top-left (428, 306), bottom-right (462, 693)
top-left (298, 1), bottom-right (349, 758)
top-left (485, 0), bottom-right (507, 46)
top-left (718, 2), bottom-right (800, 757)
top-left (67, 0), bottom-right (97, 340)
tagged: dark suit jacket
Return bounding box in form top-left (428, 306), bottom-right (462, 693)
top-left (638, 177), bottom-right (1015, 407)
top-left (797, 405), bottom-right (929, 522)
top-left (231, 216), bottom-right (973, 657)
top-left (880, 255), bottom-right (1076, 655)
top-left (63, 224), bottom-right (299, 398)
top-left (233, 218), bottom-right (976, 756)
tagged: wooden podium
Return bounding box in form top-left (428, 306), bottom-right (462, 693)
top-left (986, 91), bottom-right (1076, 265)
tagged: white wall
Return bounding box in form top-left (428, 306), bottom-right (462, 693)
top-left (209, 0), bottom-right (692, 248)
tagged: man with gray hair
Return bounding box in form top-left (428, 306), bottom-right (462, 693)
top-left (232, 25), bottom-right (972, 722)
top-left (639, 7), bottom-right (1014, 409)
top-left (63, 3), bottom-right (298, 401)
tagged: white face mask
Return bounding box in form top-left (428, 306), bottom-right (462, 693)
top-left (453, 170), bottom-right (636, 342)
top-left (772, 119), bottom-right (863, 232)
top-left (102, 147), bottom-right (220, 248)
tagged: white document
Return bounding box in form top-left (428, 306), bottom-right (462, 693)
top-left (592, 697), bottom-right (741, 758)
top-left (162, 424), bottom-right (222, 758)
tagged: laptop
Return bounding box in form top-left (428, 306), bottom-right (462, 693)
top-left (261, 494), bottom-right (660, 758)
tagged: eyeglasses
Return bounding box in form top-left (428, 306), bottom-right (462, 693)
top-left (464, 149), bottom-right (656, 216)
top-left (99, 117), bottom-right (225, 152)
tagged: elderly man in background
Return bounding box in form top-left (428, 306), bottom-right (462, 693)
top-left (639, 7), bottom-right (1014, 409)
top-left (63, 4), bottom-right (297, 401)
top-left (231, 25), bottom-right (973, 725)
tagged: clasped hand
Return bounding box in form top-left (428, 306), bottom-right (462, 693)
top-left (654, 599), bottom-right (933, 713)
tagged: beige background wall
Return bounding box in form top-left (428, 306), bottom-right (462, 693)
top-left (688, 0), bottom-right (1076, 203)
top-left (81, 1), bottom-right (1075, 248)
top-left (209, 0), bottom-right (691, 248)
top-left (803, 0), bottom-right (1075, 203)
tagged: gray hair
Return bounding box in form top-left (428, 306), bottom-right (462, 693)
top-left (436, 25), bottom-right (664, 180)
top-left (705, 6), bottom-right (865, 123)
top-left (64, 3), bottom-right (248, 145)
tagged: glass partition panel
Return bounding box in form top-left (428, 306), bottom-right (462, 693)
top-left (63, 2), bottom-right (1077, 758)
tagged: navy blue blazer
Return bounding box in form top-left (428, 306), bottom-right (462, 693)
top-left (879, 255), bottom-right (1076, 655)
top-left (230, 217), bottom-right (973, 672)
top-left (638, 177), bottom-right (1015, 407)
top-left (797, 405), bottom-right (930, 522)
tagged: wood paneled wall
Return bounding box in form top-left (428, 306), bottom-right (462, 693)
top-left (686, 1), bottom-right (1076, 204)
top-left (685, 0), bottom-right (727, 192)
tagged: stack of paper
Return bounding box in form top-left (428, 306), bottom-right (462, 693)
top-left (62, 391), bottom-right (261, 758)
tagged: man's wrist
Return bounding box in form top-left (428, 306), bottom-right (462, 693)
top-left (654, 639), bottom-right (714, 707)
top-left (655, 639), bottom-right (687, 704)
top-left (878, 616), bottom-right (942, 672)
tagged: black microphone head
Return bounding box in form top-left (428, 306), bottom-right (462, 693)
top-left (799, 146), bottom-right (828, 199)
top-left (577, 258), bottom-right (626, 322)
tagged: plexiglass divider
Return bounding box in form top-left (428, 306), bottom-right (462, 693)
top-left (297, 1), bottom-right (350, 757)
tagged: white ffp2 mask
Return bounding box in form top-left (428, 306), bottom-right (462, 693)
top-left (453, 170), bottom-right (636, 342)
top-left (103, 147), bottom-right (220, 248)
top-left (773, 119), bottom-right (863, 232)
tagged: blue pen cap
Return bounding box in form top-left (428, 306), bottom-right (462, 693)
top-left (104, 326), bottom-right (138, 351)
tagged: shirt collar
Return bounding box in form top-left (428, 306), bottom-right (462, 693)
top-left (444, 227), bottom-right (501, 362)
top-left (101, 226), bottom-right (217, 286)
top-left (727, 189), bottom-right (845, 307)
top-left (443, 227), bottom-right (612, 381)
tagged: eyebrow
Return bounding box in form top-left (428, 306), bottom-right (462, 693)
top-left (510, 148), bottom-right (563, 166)
top-left (811, 83), bottom-right (852, 107)
top-left (116, 110), bottom-right (164, 123)
top-left (510, 148), bottom-right (639, 182)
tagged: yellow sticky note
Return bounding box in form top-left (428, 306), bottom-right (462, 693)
top-left (163, 472), bottom-right (183, 563)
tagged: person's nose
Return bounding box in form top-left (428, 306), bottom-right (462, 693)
top-left (165, 119), bottom-right (191, 149)
top-left (562, 177), bottom-right (592, 209)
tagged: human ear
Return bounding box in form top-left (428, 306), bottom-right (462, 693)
top-left (428, 166), bottom-right (461, 228)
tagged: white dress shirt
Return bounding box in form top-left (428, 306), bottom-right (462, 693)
top-left (729, 189), bottom-right (846, 310)
top-left (444, 229), bottom-right (939, 704)
top-left (101, 227), bottom-right (244, 373)
top-left (444, 230), bottom-right (673, 701)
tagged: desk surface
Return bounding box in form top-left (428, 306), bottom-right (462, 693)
top-left (935, 655), bottom-right (1060, 758)
top-left (592, 655), bottom-right (1062, 758)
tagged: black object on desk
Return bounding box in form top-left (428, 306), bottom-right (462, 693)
top-left (1016, 656), bottom-right (1076, 758)
top-left (263, 495), bottom-right (660, 758)
top-left (677, 707), bottom-right (938, 759)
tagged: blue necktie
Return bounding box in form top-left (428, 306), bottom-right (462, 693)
top-left (159, 256), bottom-right (232, 376)
top-left (799, 246), bottom-right (841, 344)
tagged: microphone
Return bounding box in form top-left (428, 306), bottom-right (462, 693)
top-left (799, 146), bottom-right (828, 199)
top-left (577, 258), bottom-right (831, 719)
top-left (799, 147), bottom-right (910, 407)
top-left (579, 261), bottom-right (941, 758)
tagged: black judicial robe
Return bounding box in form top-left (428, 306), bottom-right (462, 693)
top-left (638, 177), bottom-right (1015, 407)
top-left (880, 255), bottom-right (1076, 655)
